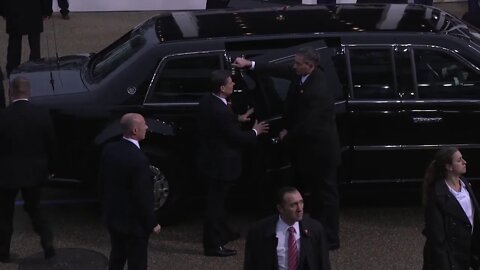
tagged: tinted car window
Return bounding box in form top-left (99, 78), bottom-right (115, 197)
top-left (414, 49), bottom-right (480, 99)
top-left (349, 48), bottom-right (396, 100)
top-left (146, 54), bottom-right (223, 103)
top-left (92, 34), bottom-right (145, 79)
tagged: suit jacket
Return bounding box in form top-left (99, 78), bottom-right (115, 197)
top-left (100, 139), bottom-right (157, 237)
top-left (197, 93), bottom-right (257, 182)
top-left (244, 215), bottom-right (331, 270)
top-left (423, 178), bottom-right (480, 270)
top-left (0, 100), bottom-right (56, 189)
top-left (2, 0), bottom-right (52, 34)
top-left (255, 63), bottom-right (340, 166)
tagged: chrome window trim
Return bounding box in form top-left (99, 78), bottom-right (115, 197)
top-left (144, 102), bottom-right (199, 107)
top-left (348, 100), bottom-right (401, 104)
top-left (143, 50), bottom-right (226, 105)
top-left (345, 45), bottom-right (399, 99)
top-left (353, 144), bottom-right (480, 151)
top-left (410, 44), bottom-right (480, 73)
top-left (402, 99), bottom-right (480, 104)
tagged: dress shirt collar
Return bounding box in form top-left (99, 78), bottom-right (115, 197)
top-left (212, 93), bottom-right (228, 106)
top-left (277, 215), bottom-right (300, 237)
top-left (11, 98), bottom-right (29, 103)
top-left (300, 74), bottom-right (310, 85)
top-left (122, 137), bottom-right (140, 149)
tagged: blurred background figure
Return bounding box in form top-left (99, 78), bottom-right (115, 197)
top-left (0, 0), bottom-right (52, 77)
top-left (57, 0), bottom-right (69, 19)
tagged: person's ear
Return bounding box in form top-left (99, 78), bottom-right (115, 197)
top-left (276, 204), bottom-right (283, 214)
top-left (446, 164), bottom-right (453, 172)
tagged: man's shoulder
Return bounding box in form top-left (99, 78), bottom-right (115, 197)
top-left (301, 216), bottom-right (325, 234)
top-left (249, 215), bottom-right (278, 232)
top-left (103, 140), bottom-right (134, 155)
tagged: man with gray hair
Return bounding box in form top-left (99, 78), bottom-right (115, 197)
top-left (233, 46), bottom-right (341, 250)
top-left (0, 76), bottom-right (56, 263)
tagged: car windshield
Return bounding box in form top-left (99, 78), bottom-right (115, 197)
top-left (90, 31), bottom-right (146, 80)
top-left (427, 7), bottom-right (480, 45)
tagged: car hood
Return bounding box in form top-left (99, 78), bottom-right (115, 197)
top-left (12, 54), bottom-right (91, 95)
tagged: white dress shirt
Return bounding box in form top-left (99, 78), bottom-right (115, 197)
top-left (276, 217), bottom-right (301, 270)
top-left (123, 137), bottom-right (140, 149)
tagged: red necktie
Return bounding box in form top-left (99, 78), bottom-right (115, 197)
top-left (288, 226), bottom-right (299, 270)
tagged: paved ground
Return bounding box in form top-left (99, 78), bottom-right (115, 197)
top-left (0, 2), bottom-right (470, 269)
top-left (1, 188), bottom-right (425, 270)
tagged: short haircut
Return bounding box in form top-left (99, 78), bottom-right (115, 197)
top-left (297, 47), bottom-right (321, 66)
top-left (120, 113), bottom-right (141, 136)
top-left (276, 186), bottom-right (299, 205)
top-left (210, 70), bottom-right (231, 93)
top-left (10, 76), bottom-right (31, 99)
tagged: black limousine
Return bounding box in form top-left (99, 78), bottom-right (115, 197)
top-left (10, 3), bottom-right (480, 216)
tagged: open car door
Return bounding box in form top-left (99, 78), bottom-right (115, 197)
top-left (225, 38), bottom-right (345, 184)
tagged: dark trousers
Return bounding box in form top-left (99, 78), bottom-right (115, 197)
top-left (108, 228), bottom-right (149, 270)
top-left (58, 0), bottom-right (69, 15)
top-left (203, 178), bottom-right (233, 249)
top-left (0, 187), bottom-right (53, 258)
top-left (0, 68), bottom-right (5, 108)
top-left (291, 147), bottom-right (340, 249)
top-left (6, 33), bottom-right (41, 76)
top-left (206, 0), bottom-right (230, 9)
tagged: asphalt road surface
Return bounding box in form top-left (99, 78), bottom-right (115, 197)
top-left (0, 186), bottom-right (426, 270)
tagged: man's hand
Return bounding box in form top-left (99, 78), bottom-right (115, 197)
top-left (253, 120), bottom-right (269, 135)
top-left (279, 129), bottom-right (288, 140)
top-left (232, 57), bottom-right (252, 69)
top-left (153, 224), bottom-right (161, 234)
top-left (238, 107), bottom-right (254, 123)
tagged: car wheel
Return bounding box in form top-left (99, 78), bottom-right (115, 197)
top-left (150, 165), bottom-right (170, 211)
top-left (149, 163), bottom-right (180, 224)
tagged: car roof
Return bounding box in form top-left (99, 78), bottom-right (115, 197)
top-left (152, 4), bottom-right (463, 42)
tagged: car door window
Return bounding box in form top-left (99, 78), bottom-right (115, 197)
top-left (349, 48), bottom-right (396, 100)
top-left (414, 49), bottom-right (480, 99)
top-left (146, 53), bottom-right (224, 103)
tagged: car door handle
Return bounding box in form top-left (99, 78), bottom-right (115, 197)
top-left (412, 117), bottom-right (443, 123)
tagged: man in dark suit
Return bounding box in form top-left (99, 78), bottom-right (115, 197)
top-left (198, 70), bottom-right (269, 257)
top-left (244, 186), bottom-right (331, 270)
top-left (57, 0), bottom-right (69, 19)
top-left (1, 0), bottom-right (52, 76)
top-left (99, 113), bottom-right (161, 270)
top-left (233, 47), bottom-right (341, 250)
top-left (0, 76), bottom-right (56, 263)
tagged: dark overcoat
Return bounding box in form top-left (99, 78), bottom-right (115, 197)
top-left (0, 100), bottom-right (56, 188)
top-left (423, 178), bottom-right (480, 270)
top-left (244, 215), bottom-right (331, 270)
top-left (2, 0), bottom-right (52, 34)
top-left (254, 63), bottom-right (340, 167)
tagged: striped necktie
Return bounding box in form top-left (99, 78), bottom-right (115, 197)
top-left (288, 226), bottom-right (299, 270)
